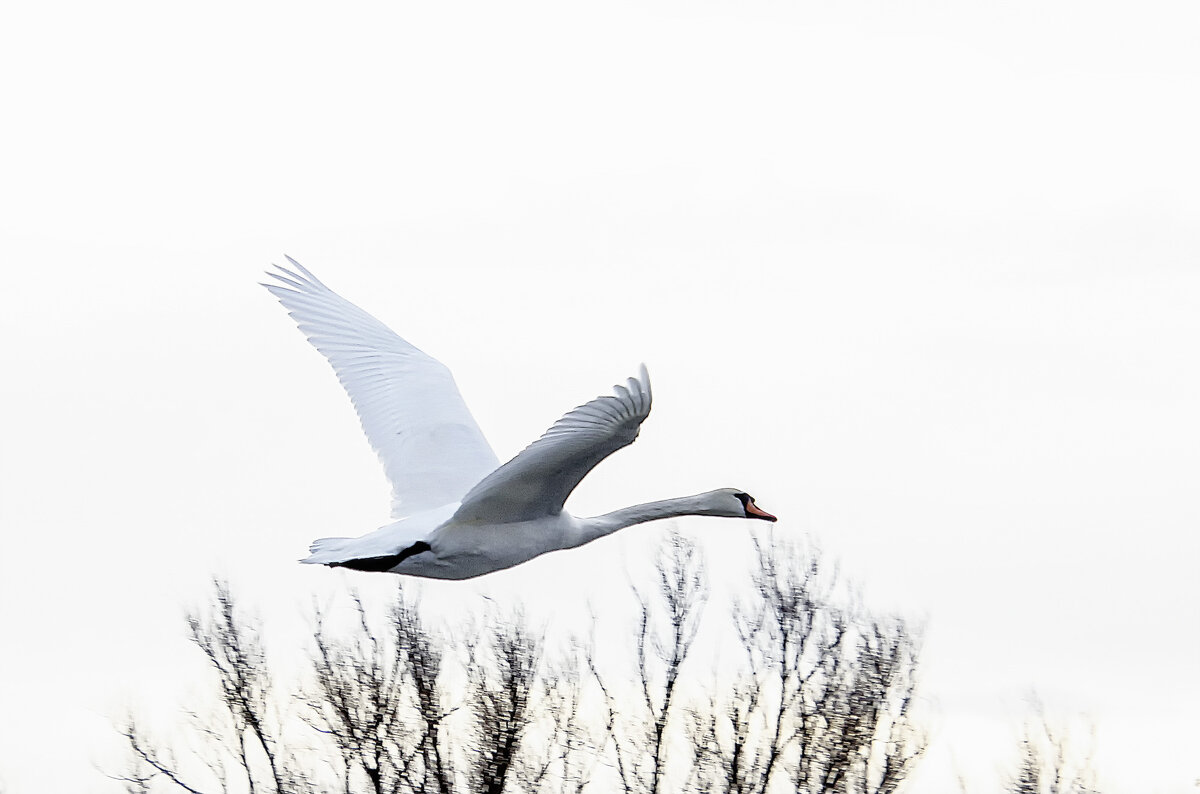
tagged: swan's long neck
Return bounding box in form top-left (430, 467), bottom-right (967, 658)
top-left (573, 492), bottom-right (729, 547)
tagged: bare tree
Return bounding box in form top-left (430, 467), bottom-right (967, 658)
top-left (596, 528), bottom-right (709, 794)
top-left (114, 534), bottom-right (926, 794)
top-left (117, 578), bottom-right (312, 794)
top-left (463, 614), bottom-right (544, 794)
top-left (304, 584), bottom-right (458, 794)
top-left (115, 717), bottom-right (210, 794)
top-left (307, 589), bottom-right (422, 793)
top-left (394, 595), bottom-right (455, 794)
top-left (701, 532), bottom-right (925, 794)
top-left (1007, 706), bottom-right (1102, 794)
top-left (188, 579), bottom-right (305, 793)
top-left (557, 632), bottom-right (619, 794)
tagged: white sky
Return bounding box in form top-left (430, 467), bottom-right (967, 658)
top-left (1, 1), bottom-right (1198, 792)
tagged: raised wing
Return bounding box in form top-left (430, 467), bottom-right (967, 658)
top-left (264, 259), bottom-right (500, 518)
top-left (454, 366), bottom-right (652, 524)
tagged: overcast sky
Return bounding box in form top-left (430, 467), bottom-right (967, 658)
top-left (1, 1), bottom-right (1198, 792)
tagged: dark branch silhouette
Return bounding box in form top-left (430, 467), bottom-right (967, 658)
top-left (114, 533), bottom-right (927, 794)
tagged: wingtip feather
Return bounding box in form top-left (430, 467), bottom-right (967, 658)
top-left (283, 255), bottom-right (327, 287)
top-left (635, 363), bottom-right (652, 411)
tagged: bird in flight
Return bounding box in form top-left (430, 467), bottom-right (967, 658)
top-left (265, 259), bottom-right (776, 580)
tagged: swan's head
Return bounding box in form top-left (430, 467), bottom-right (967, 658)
top-left (712, 488), bottom-right (777, 522)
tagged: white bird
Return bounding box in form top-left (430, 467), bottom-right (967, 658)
top-left (265, 259), bottom-right (777, 580)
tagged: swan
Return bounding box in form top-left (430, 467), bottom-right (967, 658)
top-left (264, 259), bottom-right (776, 580)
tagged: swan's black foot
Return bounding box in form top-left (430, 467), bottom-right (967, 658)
top-left (330, 541), bottom-right (432, 572)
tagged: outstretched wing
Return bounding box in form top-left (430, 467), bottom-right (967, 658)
top-left (454, 366), bottom-right (652, 524)
top-left (264, 258), bottom-right (500, 518)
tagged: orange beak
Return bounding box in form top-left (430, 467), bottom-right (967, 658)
top-left (746, 499), bottom-right (778, 522)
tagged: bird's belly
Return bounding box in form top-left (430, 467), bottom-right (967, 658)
top-left (426, 516), bottom-right (572, 579)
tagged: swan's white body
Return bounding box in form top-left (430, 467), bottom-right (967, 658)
top-left (265, 260), bottom-right (776, 580)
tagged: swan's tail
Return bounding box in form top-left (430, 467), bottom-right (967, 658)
top-left (301, 536), bottom-right (355, 565)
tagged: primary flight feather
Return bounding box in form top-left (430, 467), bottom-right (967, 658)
top-left (265, 259), bottom-right (776, 580)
